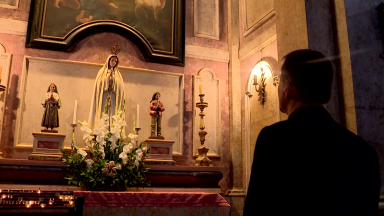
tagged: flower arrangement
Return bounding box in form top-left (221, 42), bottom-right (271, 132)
top-left (61, 108), bottom-right (150, 190)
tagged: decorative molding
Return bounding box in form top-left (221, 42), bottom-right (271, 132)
top-left (241, 0), bottom-right (275, 37)
top-left (0, 18), bottom-right (27, 36)
top-left (0, 44), bottom-right (5, 53)
top-left (239, 35), bottom-right (277, 62)
top-left (15, 56), bottom-right (184, 157)
top-left (0, 0), bottom-right (19, 9)
top-left (186, 45), bottom-right (229, 62)
top-left (0, 44), bottom-right (12, 143)
top-left (244, 10), bottom-right (275, 37)
top-left (194, 0), bottom-right (220, 40)
top-left (193, 68), bottom-right (221, 158)
top-left (226, 189), bottom-right (246, 197)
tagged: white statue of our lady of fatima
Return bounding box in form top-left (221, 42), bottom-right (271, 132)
top-left (88, 44), bottom-right (125, 129)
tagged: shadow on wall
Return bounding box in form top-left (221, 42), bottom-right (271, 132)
top-left (2, 74), bottom-right (19, 158)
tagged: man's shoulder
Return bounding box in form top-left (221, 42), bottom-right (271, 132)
top-left (335, 124), bottom-right (377, 155)
top-left (262, 120), bottom-right (291, 132)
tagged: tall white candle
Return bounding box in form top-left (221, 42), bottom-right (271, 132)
top-left (72, 99), bottom-right (77, 125)
top-left (136, 104), bottom-right (140, 128)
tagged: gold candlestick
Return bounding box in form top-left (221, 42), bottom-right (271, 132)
top-left (195, 94), bottom-right (212, 166)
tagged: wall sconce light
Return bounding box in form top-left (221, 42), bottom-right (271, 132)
top-left (376, 3), bottom-right (384, 59)
top-left (273, 75), bottom-right (279, 86)
top-left (253, 67), bottom-right (267, 105)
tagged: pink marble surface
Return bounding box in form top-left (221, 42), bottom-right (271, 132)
top-left (74, 191), bottom-right (230, 207)
top-left (185, 0), bottom-right (228, 50)
top-left (83, 206), bottom-right (230, 216)
top-left (0, 0), bottom-right (30, 21)
top-left (0, 0), bottom-right (230, 193)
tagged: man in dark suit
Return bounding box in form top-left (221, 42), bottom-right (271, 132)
top-left (243, 49), bottom-right (380, 215)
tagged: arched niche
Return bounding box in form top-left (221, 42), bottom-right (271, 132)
top-left (244, 61), bottom-right (280, 191)
top-left (192, 68), bottom-right (221, 158)
top-left (26, 1), bottom-right (184, 66)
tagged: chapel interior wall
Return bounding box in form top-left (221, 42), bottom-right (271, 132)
top-left (238, 0), bottom-right (280, 209)
top-left (343, 0), bottom-right (384, 189)
top-left (0, 0), bottom-right (232, 193)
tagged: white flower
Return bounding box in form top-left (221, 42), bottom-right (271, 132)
top-left (123, 143), bottom-right (133, 153)
top-left (85, 159), bottom-right (94, 171)
top-left (128, 133), bottom-right (136, 141)
top-left (109, 134), bottom-right (119, 143)
top-left (119, 152), bottom-right (128, 165)
top-left (136, 149), bottom-right (143, 155)
top-left (116, 163), bottom-right (122, 170)
top-left (96, 134), bottom-right (105, 143)
top-left (110, 126), bottom-right (118, 135)
top-left (142, 147), bottom-right (147, 152)
top-left (83, 134), bottom-right (93, 144)
top-left (110, 142), bottom-right (118, 150)
top-left (77, 149), bottom-right (87, 160)
top-left (99, 147), bottom-right (105, 159)
top-left (80, 121), bottom-right (89, 131)
top-left (134, 158), bottom-right (140, 167)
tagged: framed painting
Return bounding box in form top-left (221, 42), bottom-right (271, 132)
top-left (26, 0), bottom-right (185, 66)
top-left (0, 0), bottom-right (19, 9)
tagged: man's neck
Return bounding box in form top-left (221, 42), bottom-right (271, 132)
top-left (286, 101), bottom-right (325, 116)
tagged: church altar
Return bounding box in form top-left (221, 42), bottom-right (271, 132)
top-left (75, 191), bottom-right (229, 207)
top-left (0, 182), bottom-right (229, 216)
top-left (75, 191), bottom-right (229, 216)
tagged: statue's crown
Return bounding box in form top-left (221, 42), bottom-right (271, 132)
top-left (110, 43), bottom-right (120, 55)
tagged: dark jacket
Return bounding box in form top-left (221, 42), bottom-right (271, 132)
top-left (243, 106), bottom-right (380, 216)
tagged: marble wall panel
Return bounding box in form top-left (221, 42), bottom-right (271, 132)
top-left (185, 0), bottom-right (228, 49)
top-left (243, 0), bottom-right (274, 32)
top-left (275, 0), bottom-right (309, 58)
top-left (193, 68), bottom-right (221, 157)
top-left (15, 57), bottom-right (183, 155)
top-left (194, 0), bottom-right (219, 40)
top-left (0, 0), bottom-right (230, 193)
top-left (0, 0), bottom-right (28, 21)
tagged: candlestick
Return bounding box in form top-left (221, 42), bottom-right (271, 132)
top-left (133, 115), bottom-right (135, 134)
top-left (254, 74), bottom-right (257, 85)
top-left (199, 84), bottom-right (202, 94)
top-left (136, 104), bottom-right (140, 128)
top-left (194, 94), bottom-right (212, 166)
top-left (72, 99), bottom-right (77, 125)
top-left (71, 124), bottom-right (77, 152)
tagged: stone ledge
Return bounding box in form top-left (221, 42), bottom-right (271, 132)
top-left (0, 159), bottom-right (223, 188)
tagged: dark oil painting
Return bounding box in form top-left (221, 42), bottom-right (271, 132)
top-left (42, 0), bottom-right (174, 52)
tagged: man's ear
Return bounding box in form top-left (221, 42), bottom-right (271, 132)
top-left (284, 79), bottom-right (290, 99)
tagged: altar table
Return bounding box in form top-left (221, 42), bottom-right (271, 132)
top-left (74, 191), bottom-right (230, 216)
